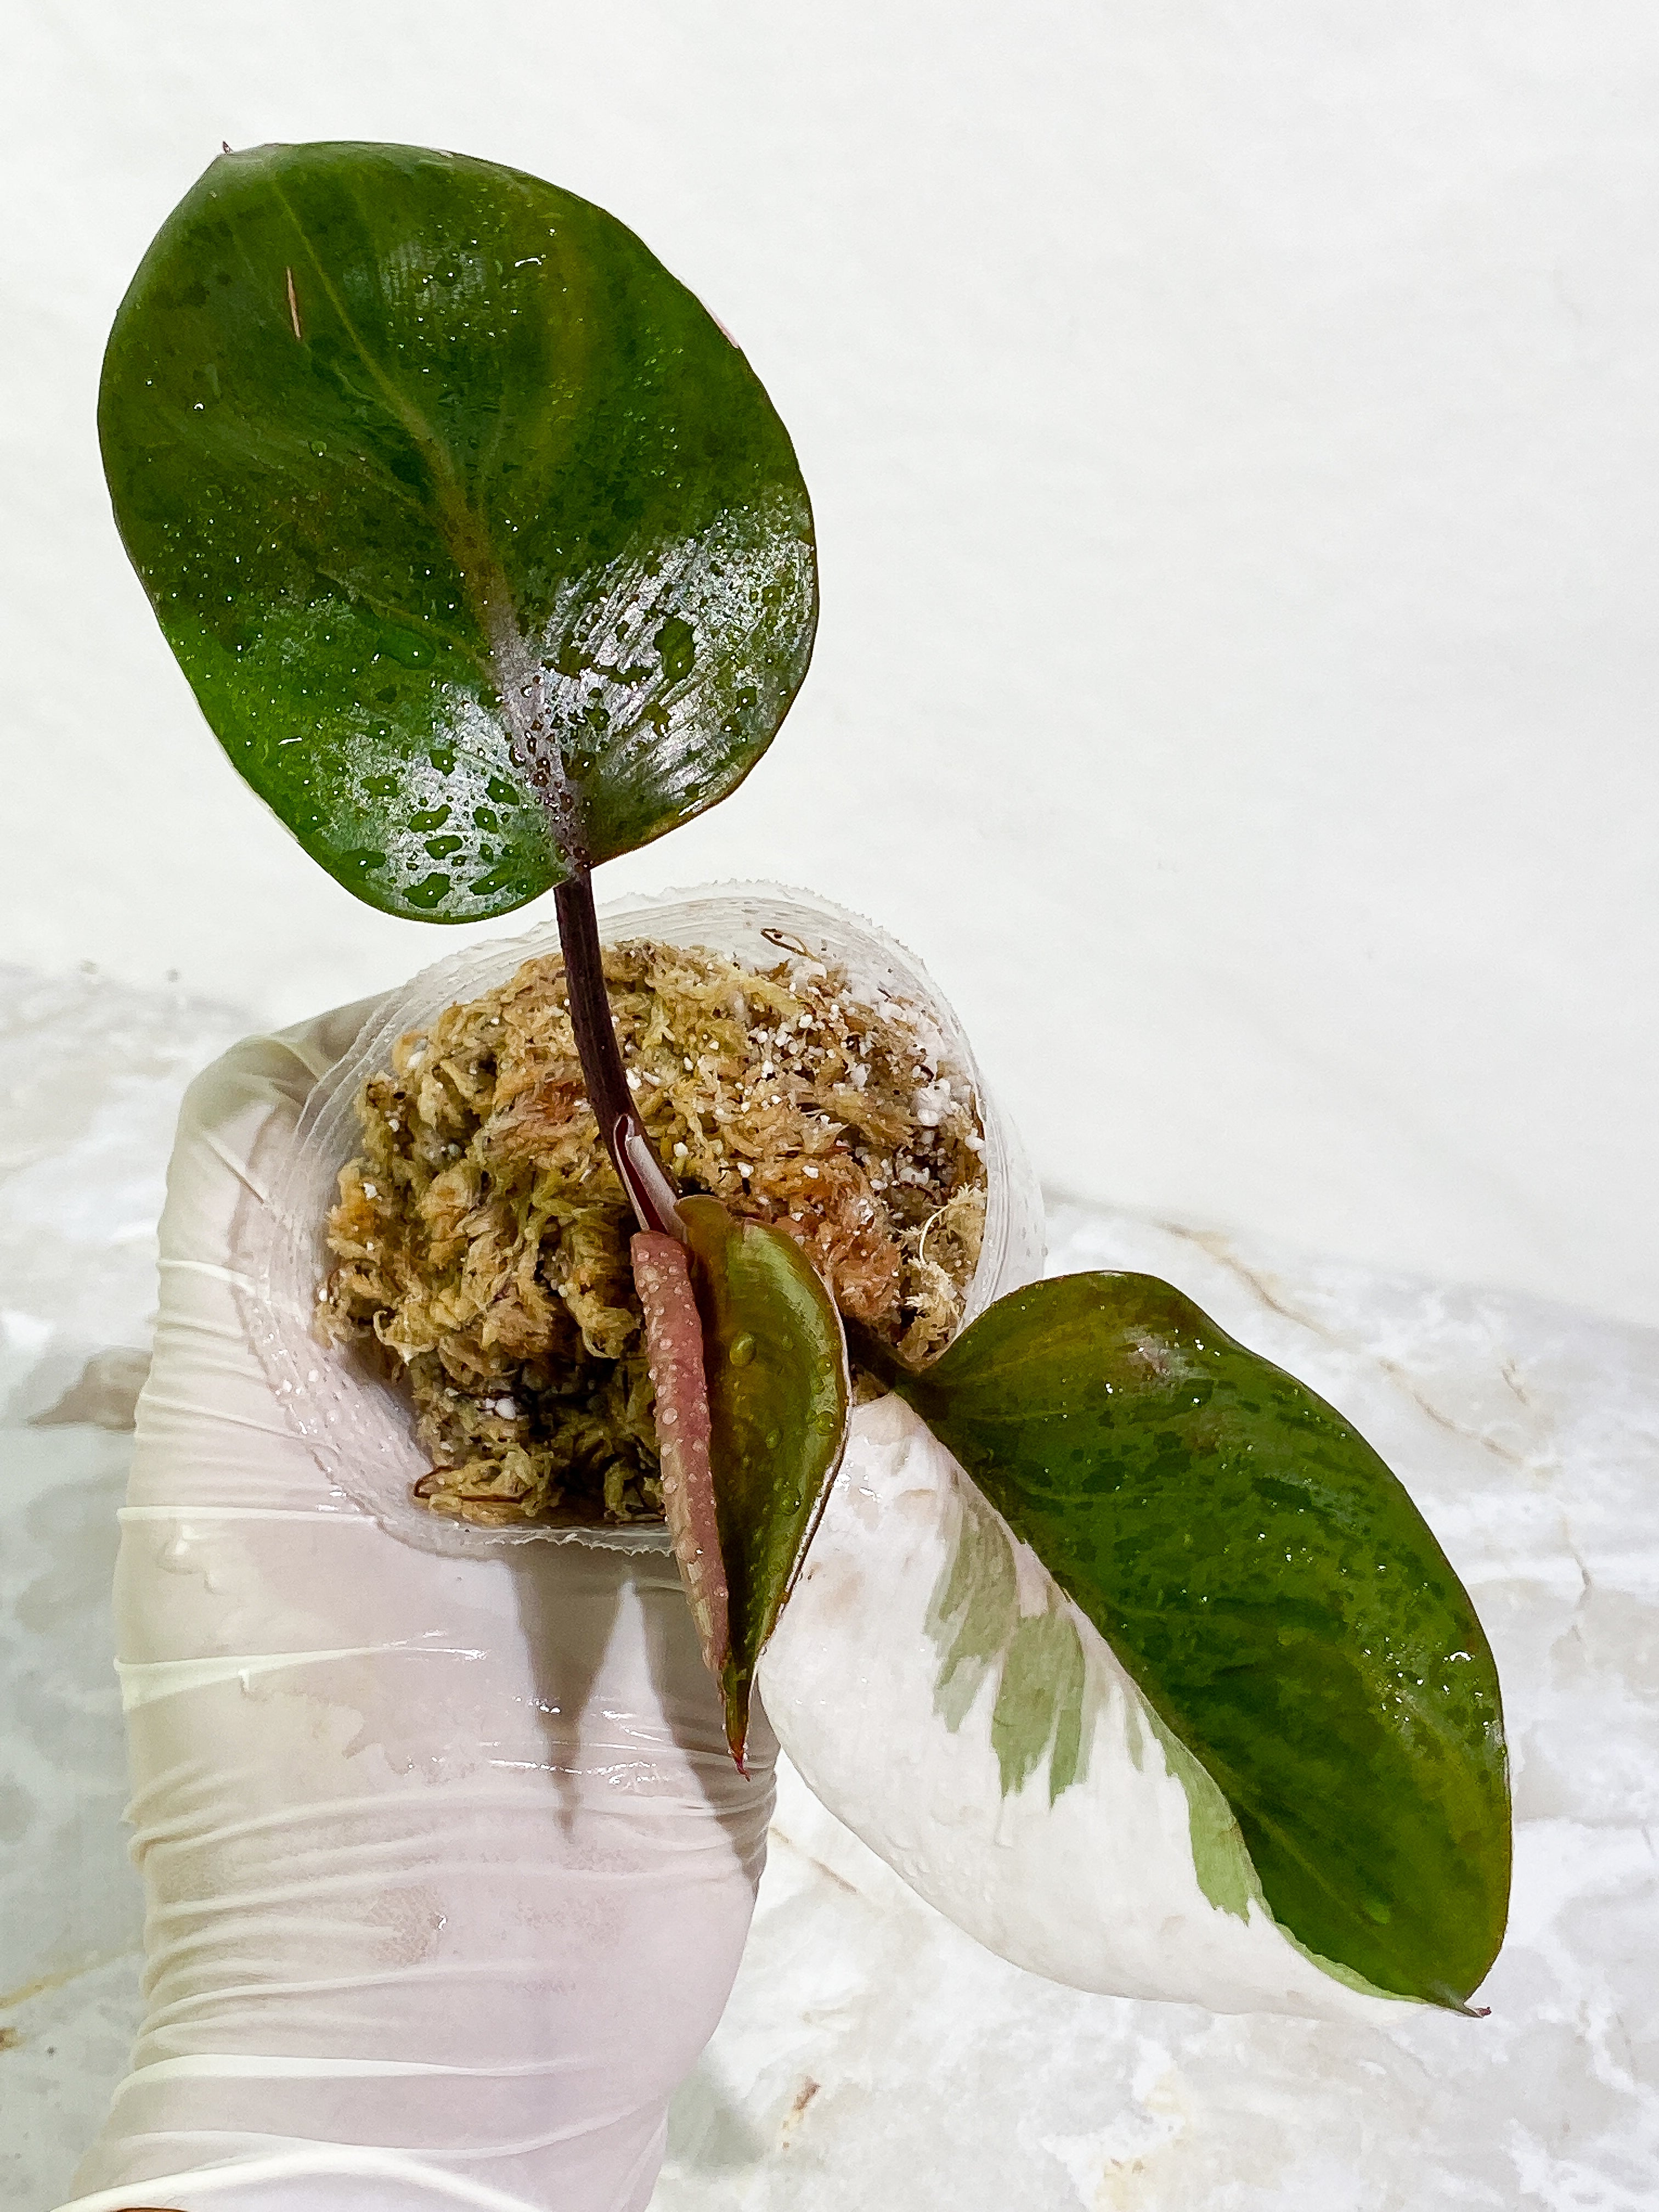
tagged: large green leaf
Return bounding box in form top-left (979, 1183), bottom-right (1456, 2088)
top-left (679, 1197), bottom-right (849, 1762)
top-left (98, 140), bottom-right (817, 919)
top-left (893, 1272), bottom-right (1510, 2010)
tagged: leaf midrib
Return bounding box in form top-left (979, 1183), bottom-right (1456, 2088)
top-left (269, 174), bottom-right (584, 865)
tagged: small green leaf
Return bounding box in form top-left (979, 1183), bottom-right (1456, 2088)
top-left (679, 1197), bottom-right (849, 1760)
top-left (98, 140), bottom-right (816, 921)
top-left (896, 1272), bottom-right (1511, 2010)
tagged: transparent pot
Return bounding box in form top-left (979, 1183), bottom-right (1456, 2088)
top-left (249, 881), bottom-right (1046, 1561)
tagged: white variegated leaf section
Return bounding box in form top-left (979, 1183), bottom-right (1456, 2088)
top-left (760, 1393), bottom-right (1413, 2019)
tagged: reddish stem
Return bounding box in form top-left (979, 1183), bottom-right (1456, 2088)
top-left (554, 868), bottom-right (682, 1238)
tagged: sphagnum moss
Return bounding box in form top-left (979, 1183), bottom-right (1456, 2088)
top-left (318, 938), bottom-right (987, 1528)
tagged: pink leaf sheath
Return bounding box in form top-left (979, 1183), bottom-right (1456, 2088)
top-left (632, 1231), bottom-right (730, 1680)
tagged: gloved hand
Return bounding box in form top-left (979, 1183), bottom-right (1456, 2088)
top-left (60, 1008), bottom-right (776, 2212)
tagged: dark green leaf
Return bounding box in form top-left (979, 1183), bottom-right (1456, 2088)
top-left (99, 140), bottom-right (817, 920)
top-left (680, 1197), bottom-right (849, 1761)
top-left (896, 1272), bottom-right (1510, 2009)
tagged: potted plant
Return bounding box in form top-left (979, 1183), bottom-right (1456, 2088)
top-left (99, 137), bottom-right (1508, 2025)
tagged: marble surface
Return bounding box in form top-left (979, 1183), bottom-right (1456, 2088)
top-left (3, 964), bottom-right (1657, 2210)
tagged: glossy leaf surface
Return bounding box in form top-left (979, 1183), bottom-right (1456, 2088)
top-left (99, 141), bottom-right (817, 920)
top-left (680, 1197), bottom-right (849, 1762)
top-left (897, 1272), bottom-right (1510, 2009)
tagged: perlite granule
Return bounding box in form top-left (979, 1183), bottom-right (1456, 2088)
top-left (318, 938), bottom-right (988, 1528)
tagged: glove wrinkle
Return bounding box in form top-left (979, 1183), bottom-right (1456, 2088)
top-left (60, 1017), bottom-right (775, 2212)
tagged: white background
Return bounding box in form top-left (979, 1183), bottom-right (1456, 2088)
top-left (4, 1), bottom-right (1655, 1323)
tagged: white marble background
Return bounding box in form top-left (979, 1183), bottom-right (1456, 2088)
top-left (5, 970), bottom-right (1655, 2211)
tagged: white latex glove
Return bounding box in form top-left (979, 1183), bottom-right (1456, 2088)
top-left (60, 1009), bottom-right (776, 2212)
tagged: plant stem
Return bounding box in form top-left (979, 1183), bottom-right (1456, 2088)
top-left (554, 869), bottom-right (684, 1239)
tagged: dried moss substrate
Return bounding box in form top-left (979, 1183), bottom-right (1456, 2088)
top-left (319, 938), bottom-right (988, 1528)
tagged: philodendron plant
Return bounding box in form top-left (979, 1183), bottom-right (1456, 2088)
top-left (100, 140), bottom-right (1510, 2016)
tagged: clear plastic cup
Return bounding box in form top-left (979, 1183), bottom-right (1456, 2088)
top-left (248, 882), bottom-right (1046, 1560)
